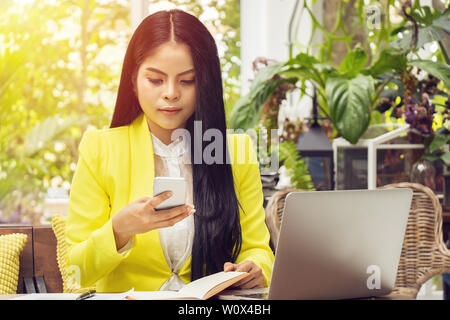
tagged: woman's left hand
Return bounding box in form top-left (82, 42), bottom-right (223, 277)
top-left (223, 260), bottom-right (265, 289)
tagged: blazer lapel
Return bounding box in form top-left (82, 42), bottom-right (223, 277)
top-left (128, 112), bottom-right (155, 202)
top-left (127, 113), bottom-right (173, 279)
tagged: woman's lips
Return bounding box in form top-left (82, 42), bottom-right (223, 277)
top-left (158, 106), bottom-right (182, 116)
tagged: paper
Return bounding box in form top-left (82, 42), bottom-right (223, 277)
top-left (127, 291), bottom-right (187, 300)
top-left (87, 288), bottom-right (134, 300)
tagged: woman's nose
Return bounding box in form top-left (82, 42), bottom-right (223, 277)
top-left (163, 81), bottom-right (180, 101)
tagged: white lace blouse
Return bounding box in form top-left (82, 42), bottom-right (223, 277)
top-left (152, 132), bottom-right (195, 290)
top-left (119, 132), bottom-right (194, 291)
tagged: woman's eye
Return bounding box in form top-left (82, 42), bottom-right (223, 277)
top-left (181, 79), bottom-right (195, 85)
top-left (148, 78), bottom-right (163, 85)
top-left (147, 78), bottom-right (195, 85)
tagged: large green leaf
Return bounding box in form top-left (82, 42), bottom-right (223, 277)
top-left (411, 5), bottom-right (441, 25)
top-left (441, 152), bottom-right (450, 166)
top-left (227, 95), bottom-right (256, 130)
top-left (432, 7), bottom-right (450, 34)
top-left (229, 61), bottom-right (297, 130)
top-left (285, 52), bottom-right (321, 66)
top-left (282, 52), bottom-right (337, 87)
top-left (228, 76), bottom-right (297, 130)
top-left (390, 6), bottom-right (449, 51)
top-left (365, 47), bottom-right (407, 78)
top-left (282, 53), bottom-right (323, 86)
top-left (326, 74), bottom-right (374, 144)
top-left (429, 133), bottom-right (449, 153)
top-left (407, 60), bottom-right (450, 88)
top-left (279, 67), bottom-right (323, 87)
top-left (338, 47), bottom-right (368, 78)
top-left (248, 62), bottom-right (285, 97)
top-left (390, 25), bottom-right (443, 51)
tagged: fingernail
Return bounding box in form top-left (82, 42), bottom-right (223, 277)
top-left (189, 209), bottom-right (196, 215)
top-left (166, 191), bottom-right (173, 196)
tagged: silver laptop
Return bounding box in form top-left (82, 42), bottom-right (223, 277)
top-left (221, 188), bottom-right (412, 300)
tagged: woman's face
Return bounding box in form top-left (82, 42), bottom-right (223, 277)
top-left (135, 41), bottom-right (196, 143)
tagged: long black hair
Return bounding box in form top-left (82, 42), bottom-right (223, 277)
top-left (110, 9), bottom-right (242, 281)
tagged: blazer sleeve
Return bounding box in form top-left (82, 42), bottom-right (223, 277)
top-left (234, 135), bottom-right (275, 287)
top-left (65, 129), bottom-right (134, 288)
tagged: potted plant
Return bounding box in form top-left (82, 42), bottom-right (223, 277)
top-left (229, 1), bottom-right (449, 145)
top-left (247, 58), bottom-right (315, 193)
top-left (229, 1), bottom-right (449, 191)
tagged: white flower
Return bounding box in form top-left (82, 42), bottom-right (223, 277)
top-left (275, 166), bottom-right (293, 190)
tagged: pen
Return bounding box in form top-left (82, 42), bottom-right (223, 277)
top-left (76, 289), bottom-right (96, 300)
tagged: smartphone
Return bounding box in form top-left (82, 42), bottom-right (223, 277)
top-left (153, 177), bottom-right (187, 210)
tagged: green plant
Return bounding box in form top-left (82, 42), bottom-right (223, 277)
top-left (0, 114), bottom-right (93, 223)
top-left (0, 0), bottom-right (244, 224)
top-left (0, 0), bottom-right (129, 223)
top-left (425, 127), bottom-right (450, 173)
top-left (228, 61), bottom-right (298, 131)
top-left (372, 2), bottom-right (450, 168)
top-left (229, 1), bottom-right (450, 146)
top-left (278, 140), bottom-right (315, 191)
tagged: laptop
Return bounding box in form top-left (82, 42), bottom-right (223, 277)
top-left (220, 188), bottom-right (413, 300)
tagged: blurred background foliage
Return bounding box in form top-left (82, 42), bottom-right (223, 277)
top-left (0, 0), bottom-right (241, 224)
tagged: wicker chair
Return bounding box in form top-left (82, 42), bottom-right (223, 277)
top-left (265, 188), bottom-right (301, 252)
top-left (264, 183), bottom-right (450, 299)
top-left (379, 182), bottom-right (450, 298)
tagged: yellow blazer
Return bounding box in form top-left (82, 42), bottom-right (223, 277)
top-left (66, 113), bottom-right (274, 292)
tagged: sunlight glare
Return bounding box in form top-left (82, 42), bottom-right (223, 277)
top-left (13, 0), bottom-right (35, 5)
top-left (148, 1), bottom-right (178, 15)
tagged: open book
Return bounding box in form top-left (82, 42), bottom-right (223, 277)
top-left (126, 271), bottom-right (249, 300)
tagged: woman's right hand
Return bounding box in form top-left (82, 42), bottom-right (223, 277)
top-left (112, 191), bottom-right (195, 250)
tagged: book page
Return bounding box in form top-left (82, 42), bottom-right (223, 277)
top-left (179, 271), bottom-right (248, 299)
top-left (126, 271), bottom-right (248, 300)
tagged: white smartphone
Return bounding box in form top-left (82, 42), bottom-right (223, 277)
top-left (153, 177), bottom-right (187, 210)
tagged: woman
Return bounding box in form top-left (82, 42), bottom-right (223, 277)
top-left (66, 9), bottom-right (274, 293)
